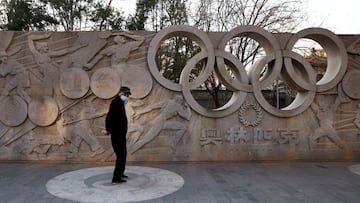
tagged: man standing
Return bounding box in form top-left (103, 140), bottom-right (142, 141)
top-left (105, 86), bottom-right (131, 184)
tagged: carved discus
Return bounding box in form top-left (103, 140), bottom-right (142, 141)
top-left (342, 70), bottom-right (360, 99)
top-left (121, 66), bottom-right (153, 99)
top-left (28, 96), bottom-right (59, 126)
top-left (90, 67), bottom-right (121, 99)
top-left (60, 68), bottom-right (90, 99)
top-left (0, 96), bottom-right (27, 127)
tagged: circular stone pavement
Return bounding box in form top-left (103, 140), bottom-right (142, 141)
top-left (349, 164), bottom-right (360, 176)
top-left (46, 166), bottom-right (184, 203)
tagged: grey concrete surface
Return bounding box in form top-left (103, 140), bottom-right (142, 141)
top-left (1, 161), bottom-right (360, 203)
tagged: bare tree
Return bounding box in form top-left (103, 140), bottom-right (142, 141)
top-left (131, 0), bottom-right (188, 31)
top-left (193, 0), bottom-right (305, 32)
top-left (193, 0), bottom-right (305, 66)
top-left (39, 0), bottom-right (93, 31)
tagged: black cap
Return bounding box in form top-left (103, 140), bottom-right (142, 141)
top-left (120, 86), bottom-right (131, 95)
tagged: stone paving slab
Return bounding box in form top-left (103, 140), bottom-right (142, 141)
top-left (0, 162), bottom-right (360, 203)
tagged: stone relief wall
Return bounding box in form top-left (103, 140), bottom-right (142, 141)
top-left (0, 26), bottom-right (359, 162)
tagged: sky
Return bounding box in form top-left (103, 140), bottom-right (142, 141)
top-left (304, 0), bottom-right (360, 34)
top-left (111, 0), bottom-right (360, 34)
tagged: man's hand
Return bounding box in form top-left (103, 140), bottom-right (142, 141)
top-left (102, 130), bottom-right (110, 135)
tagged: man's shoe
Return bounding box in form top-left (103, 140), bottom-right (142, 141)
top-left (111, 179), bottom-right (126, 184)
top-left (121, 174), bottom-right (128, 178)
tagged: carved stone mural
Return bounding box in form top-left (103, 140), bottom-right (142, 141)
top-left (0, 26), bottom-right (359, 162)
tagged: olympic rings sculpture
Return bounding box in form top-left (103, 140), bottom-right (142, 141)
top-left (147, 25), bottom-right (348, 118)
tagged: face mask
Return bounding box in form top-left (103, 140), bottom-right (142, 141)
top-left (120, 95), bottom-right (128, 103)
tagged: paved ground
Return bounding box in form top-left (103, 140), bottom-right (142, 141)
top-left (1, 161), bottom-right (360, 203)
